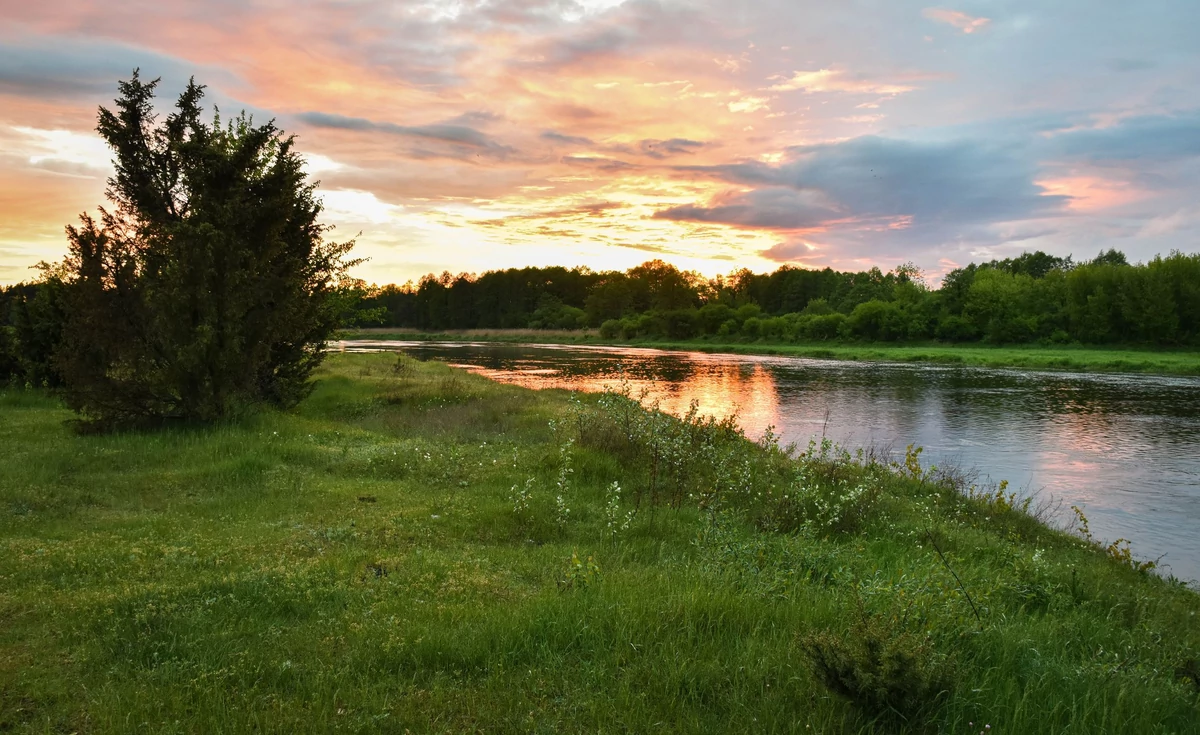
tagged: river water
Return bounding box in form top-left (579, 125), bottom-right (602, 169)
top-left (340, 340), bottom-right (1200, 584)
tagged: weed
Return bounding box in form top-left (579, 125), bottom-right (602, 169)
top-left (554, 438), bottom-right (575, 531)
top-left (1073, 505), bottom-right (1158, 572)
top-left (510, 477), bottom-right (534, 525)
top-left (603, 481), bottom-right (633, 543)
top-left (559, 549), bottom-right (601, 590)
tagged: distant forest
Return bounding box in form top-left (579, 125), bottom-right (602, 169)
top-left (349, 249), bottom-right (1200, 346)
top-left (4, 249), bottom-right (1200, 387)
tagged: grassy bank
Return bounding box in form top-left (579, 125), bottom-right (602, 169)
top-left (348, 328), bottom-right (1200, 376)
top-left (2, 353), bottom-right (1199, 733)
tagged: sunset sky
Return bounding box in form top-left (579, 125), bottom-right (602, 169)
top-left (1, 0), bottom-right (1198, 285)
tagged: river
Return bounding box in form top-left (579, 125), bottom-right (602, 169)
top-left (340, 340), bottom-right (1200, 584)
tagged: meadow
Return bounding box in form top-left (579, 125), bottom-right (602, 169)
top-left (2, 353), bottom-right (1198, 733)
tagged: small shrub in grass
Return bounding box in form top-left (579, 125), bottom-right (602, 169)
top-left (559, 550), bottom-right (600, 590)
top-left (801, 610), bottom-right (952, 725)
top-left (768, 463), bottom-right (884, 536)
top-left (1177, 658), bottom-right (1200, 694)
top-left (391, 354), bottom-right (418, 379)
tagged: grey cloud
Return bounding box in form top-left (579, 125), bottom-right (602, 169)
top-left (1053, 112), bottom-right (1200, 161)
top-left (520, 0), bottom-right (727, 69)
top-left (672, 134), bottom-right (1065, 231)
top-left (443, 110), bottom-right (504, 126)
top-left (638, 138), bottom-right (705, 159)
top-left (541, 130), bottom-right (595, 146)
top-left (543, 132), bottom-right (705, 159)
top-left (561, 155), bottom-right (638, 172)
top-left (0, 37), bottom-right (239, 100)
top-left (297, 112), bottom-right (516, 158)
top-left (656, 188), bottom-right (837, 229)
top-left (1107, 58), bottom-right (1157, 72)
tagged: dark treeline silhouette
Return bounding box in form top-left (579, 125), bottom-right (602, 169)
top-left (348, 249), bottom-right (1200, 346)
top-left (5, 249), bottom-right (1200, 388)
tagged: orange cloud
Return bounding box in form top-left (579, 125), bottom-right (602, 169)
top-left (1037, 175), bottom-right (1148, 212)
top-left (767, 69), bottom-right (916, 95)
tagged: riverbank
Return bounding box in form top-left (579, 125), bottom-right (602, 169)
top-left (347, 328), bottom-right (1200, 376)
top-left (2, 353), bottom-right (1198, 732)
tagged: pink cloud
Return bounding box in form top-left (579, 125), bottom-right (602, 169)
top-left (922, 8), bottom-right (991, 34)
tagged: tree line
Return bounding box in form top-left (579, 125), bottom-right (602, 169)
top-left (345, 248), bottom-right (1200, 346)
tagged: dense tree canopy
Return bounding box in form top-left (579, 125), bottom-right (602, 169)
top-left (351, 250), bottom-right (1200, 346)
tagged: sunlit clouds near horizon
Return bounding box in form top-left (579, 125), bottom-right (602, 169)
top-left (1, 0), bottom-right (1198, 285)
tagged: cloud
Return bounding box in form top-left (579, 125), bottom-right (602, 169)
top-left (541, 130), bottom-right (595, 146)
top-left (0, 35), bottom-right (240, 100)
top-left (728, 96), bottom-right (770, 113)
top-left (656, 187), bottom-right (838, 229)
top-left (760, 239), bottom-right (819, 263)
top-left (1051, 112), bottom-right (1200, 161)
top-left (662, 133), bottom-right (1069, 251)
top-left (922, 8), bottom-right (991, 34)
top-left (473, 200), bottom-right (627, 226)
top-left (561, 155), bottom-right (638, 172)
top-left (766, 68), bottom-right (917, 96)
top-left (296, 111), bottom-right (516, 159)
top-left (638, 138), bottom-right (705, 159)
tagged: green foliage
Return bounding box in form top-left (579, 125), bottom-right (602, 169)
top-left (558, 549), bottom-right (602, 590)
top-left (50, 72), bottom-right (358, 429)
top-left (359, 248), bottom-right (1200, 349)
top-left (0, 278), bottom-right (68, 387)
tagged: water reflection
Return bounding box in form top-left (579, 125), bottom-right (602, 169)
top-left (340, 340), bottom-right (1200, 584)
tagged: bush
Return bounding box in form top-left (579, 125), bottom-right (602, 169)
top-left (53, 72), bottom-right (358, 429)
top-left (802, 612), bottom-right (951, 724)
top-left (842, 300), bottom-right (907, 341)
top-left (935, 315), bottom-right (977, 342)
top-left (599, 319), bottom-right (622, 339)
top-left (796, 312), bottom-right (846, 341)
top-left (741, 316), bottom-right (762, 338)
top-left (696, 303), bottom-right (735, 334)
top-left (0, 325), bottom-right (17, 384)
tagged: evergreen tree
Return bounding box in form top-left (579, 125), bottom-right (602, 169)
top-left (54, 71), bottom-right (358, 429)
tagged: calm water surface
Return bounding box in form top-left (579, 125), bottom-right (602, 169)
top-left (341, 340), bottom-right (1200, 583)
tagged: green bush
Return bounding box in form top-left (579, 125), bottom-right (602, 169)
top-left (52, 73), bottom-right (358, 429)
top-left (802, 612), bottom-right (951, 724)
top-left (599, 319), bottom-right (622, 339)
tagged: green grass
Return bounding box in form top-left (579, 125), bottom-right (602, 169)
top-left (2, 353), bottom-right (1199, 733)
top-left (349, 328), bottom-right (1200, 376)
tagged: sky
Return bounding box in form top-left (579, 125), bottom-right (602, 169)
top-left (1, 0), bottom-right (1199, 286)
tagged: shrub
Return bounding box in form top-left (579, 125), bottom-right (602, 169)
top-left (798, 313), bottom-right (846, 341)
top-left (801, 612), bottom-right (951, 724)
top-left (935, 315), bottom-right (977, 342)
top-left (52, 72), bottom-right (358, 429)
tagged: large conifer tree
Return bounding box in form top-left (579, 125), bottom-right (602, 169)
top-left (56, 71), bottom-right (357, 428)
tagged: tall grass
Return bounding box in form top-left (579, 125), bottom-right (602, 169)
top-left (1, 354), bottom-right (1197, 733)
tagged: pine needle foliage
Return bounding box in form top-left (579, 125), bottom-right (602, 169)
top-left (54, 71), bottom-right (359, 429)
